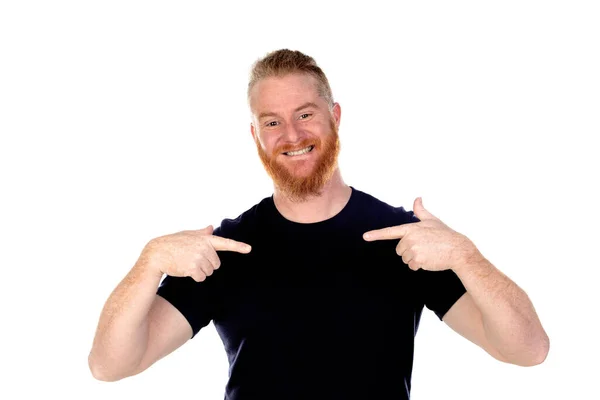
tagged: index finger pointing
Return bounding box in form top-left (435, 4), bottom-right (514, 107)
top-left (208, 235), bottom-right (252, 253)
top-left (363, 224), bottom-right (409, 241)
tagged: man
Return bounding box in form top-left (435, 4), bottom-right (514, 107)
top-left (89, 49), bottom-right (549, 399)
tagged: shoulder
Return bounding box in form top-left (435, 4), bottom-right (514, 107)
top-left (212, 195), bottom-right (272, 241)
top-left (352, 187), bottom-right (420, 226)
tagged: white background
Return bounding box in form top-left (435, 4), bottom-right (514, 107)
top-left (1, 1), bottom-right (598, 399)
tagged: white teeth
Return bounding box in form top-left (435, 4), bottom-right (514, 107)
top-left (286, 146), bottom-right (313, 156)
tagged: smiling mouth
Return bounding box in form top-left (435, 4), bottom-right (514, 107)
top-left (283, 145), bottom-right (315, 156)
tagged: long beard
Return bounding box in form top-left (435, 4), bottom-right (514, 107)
top-left (255, 119), bottom-right (340, 203)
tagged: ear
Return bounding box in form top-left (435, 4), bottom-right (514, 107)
top-left (250, 123), bottom-right (256, 141)
top-left (332, 102), bottom-right (341, 129)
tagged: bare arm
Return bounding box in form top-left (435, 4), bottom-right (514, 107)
top-left (442, 292), bottom-right (510, 363)
top-left (88, 245), bottom-right (191, 381)
top-left (88, 226), bottom-right (252, 381)
top-left (444, 255), bottom-right (549, 366)
top-left (363, 197), bottom-right (549, 366)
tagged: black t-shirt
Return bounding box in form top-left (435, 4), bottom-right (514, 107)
top-left (157, 186), bottom-right (466, 399)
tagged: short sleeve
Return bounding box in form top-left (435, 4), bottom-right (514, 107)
top-left (400, 209), bottom-right (466, 320)
top-left (155, 224), bottom-right (233, 338)
top-left (156, 274), bottom-right (217, 338)
top-left (417, 269), bottom-right (467, 320)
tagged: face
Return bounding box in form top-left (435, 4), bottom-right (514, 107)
top-left (249, 73), bottom-right (341, 202)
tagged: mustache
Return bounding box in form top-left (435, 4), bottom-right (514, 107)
top-left (274, 138), bottom-right (320, 155)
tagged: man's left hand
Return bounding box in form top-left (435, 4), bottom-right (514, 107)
top-left (363, 197), bottom-right (478, 272)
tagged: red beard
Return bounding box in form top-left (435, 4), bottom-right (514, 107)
top-left (255, 119), bottom-right (340, 202)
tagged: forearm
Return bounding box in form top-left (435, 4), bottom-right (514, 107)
top-left (88, 244), bottom-right (164, 381)
top-left (454, 246), bottom-right (549, 366)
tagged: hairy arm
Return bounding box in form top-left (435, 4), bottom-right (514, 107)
top-left (88, 244), bottom-right (191, 381)
top-left (445, 251), bottom-right (549, 366)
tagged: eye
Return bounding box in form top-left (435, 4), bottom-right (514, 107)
top-left (266, 121), bottom-right (279, 127)
top-left (299, 113), bottom-right (312, 120)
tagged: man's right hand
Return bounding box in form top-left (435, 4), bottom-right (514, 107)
top-left (144, 225), bottom-right (252, 282)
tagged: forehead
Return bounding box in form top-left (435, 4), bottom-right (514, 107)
top-left (249, 73), bottom-right (322, 115)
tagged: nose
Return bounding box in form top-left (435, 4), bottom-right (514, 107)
top-left (281, 122), bottom-right (304, 144)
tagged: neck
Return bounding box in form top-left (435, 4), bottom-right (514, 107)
top-left (272, 168), bottom-right (352, 223)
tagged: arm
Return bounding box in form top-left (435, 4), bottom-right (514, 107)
top-left (363, 197), bottom-right (549, 366)
top-left (88, 244), bottom-right (192, 381)
top-left (88, 226), bottom-right (251, 381)
top-left (443, 252), bottom-right (549, 367)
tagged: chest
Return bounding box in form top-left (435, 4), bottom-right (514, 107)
top-left (213, 233), bottom-right (419, 350)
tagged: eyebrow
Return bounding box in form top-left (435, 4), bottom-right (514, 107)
top-left (258, 102), bottom-right (319, 120)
